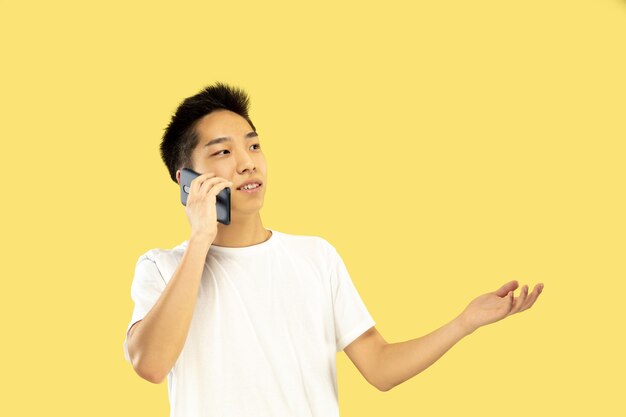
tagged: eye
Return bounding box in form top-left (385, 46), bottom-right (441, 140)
top-left (212, 144), bottom-right (259, 156)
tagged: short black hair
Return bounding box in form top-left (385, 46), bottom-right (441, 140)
top-left (160, 81), bottom-right (257, 183)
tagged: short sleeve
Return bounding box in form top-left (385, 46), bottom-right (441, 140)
top-left (123, 254), bottom-right (167, 362)
top-left (329, 246), bottom-right (376, 352)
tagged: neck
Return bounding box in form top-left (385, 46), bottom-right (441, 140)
top-left (212, 212), bottom-right (271, 248)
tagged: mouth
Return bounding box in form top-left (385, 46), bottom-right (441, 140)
top-left (236, 182), bottom-right (262, 193)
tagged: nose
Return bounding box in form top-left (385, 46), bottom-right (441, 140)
top-left (236, 152), bottom-right (256, 174)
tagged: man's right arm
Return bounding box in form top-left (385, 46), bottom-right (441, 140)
top-left (126, 236), bottom-right (212, 384)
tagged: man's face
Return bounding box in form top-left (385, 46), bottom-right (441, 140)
top-left (176, 109), bottom-right (267, 216)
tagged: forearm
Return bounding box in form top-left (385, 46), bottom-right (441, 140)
top-left (377, 315), bottom-right (472, 391)
top-left (128, 236), bottom-right (211, 383)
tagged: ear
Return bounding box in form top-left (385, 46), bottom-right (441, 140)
top-left (176, 169), bottom-right (181, 185)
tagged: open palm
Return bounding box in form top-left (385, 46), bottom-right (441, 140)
top-left (459, 280), bottom-right (544, 334)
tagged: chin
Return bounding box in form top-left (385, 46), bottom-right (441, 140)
top-left (231, 205), bottom-right (264, 216)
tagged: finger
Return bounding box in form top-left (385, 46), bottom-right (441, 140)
top-left (198, 176), bottom-right (229, 196)
top-left (519, 283), bottom-right (543, 312)
top-left (495, 280), bottom-right (519, 297)
top-left (503, 290), bottom-right (515, 315)
top-left (510, 285), bottom-right (528, 314)
top-left (519, 288), bottom-right (538, 312)
top-left (189, 175), bottom-right (222, 205)
top-left (190, 172), bottom-right (216, 194)
top-left (207, 180), bottom-right (233, 197)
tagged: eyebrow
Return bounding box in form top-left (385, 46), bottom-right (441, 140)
top-left (203, 131), bottom-right (259, 148)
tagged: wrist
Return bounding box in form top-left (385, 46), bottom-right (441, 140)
top-left (454, 314), bottom-right (476, 337)
top-left (188, 233), bottom-right (214, 251)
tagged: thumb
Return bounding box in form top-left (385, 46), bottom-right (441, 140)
top-left (507, 291), bottom-right (515, 308)
top-left (495, 280), bottom-right (519, 297)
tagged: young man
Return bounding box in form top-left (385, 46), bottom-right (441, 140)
top-left (123, 82), bottom-right (544, 417)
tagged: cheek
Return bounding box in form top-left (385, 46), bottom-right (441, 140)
top-left (257, 156), bottom-right (267, 173)
top-left (196, 164), bottom-right (223, 178)
top-left (209, 163), bottom-right (236, 180)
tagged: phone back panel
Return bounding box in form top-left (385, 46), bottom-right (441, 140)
top-left (180, 168), bottom-right (231, 225)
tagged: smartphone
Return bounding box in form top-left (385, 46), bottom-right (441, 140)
top-left (180, 168), bottom-right (231, 225)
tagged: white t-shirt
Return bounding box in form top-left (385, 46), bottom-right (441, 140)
top-left (123, 228), bottom-right (376, 417)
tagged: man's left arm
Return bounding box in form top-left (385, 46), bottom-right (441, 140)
top-left (344, 280), bottom-right (544, 392)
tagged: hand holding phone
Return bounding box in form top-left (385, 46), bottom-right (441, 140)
top-left (180, 168), bottom-right (232, 241)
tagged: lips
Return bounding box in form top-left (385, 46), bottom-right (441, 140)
top-left (237, 183), bottom-right (262, 193)
top-left (236, 179), bottom-right (263, 190)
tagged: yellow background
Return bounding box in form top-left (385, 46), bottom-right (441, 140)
top-left (2, 1), bottom-right (624, 416)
